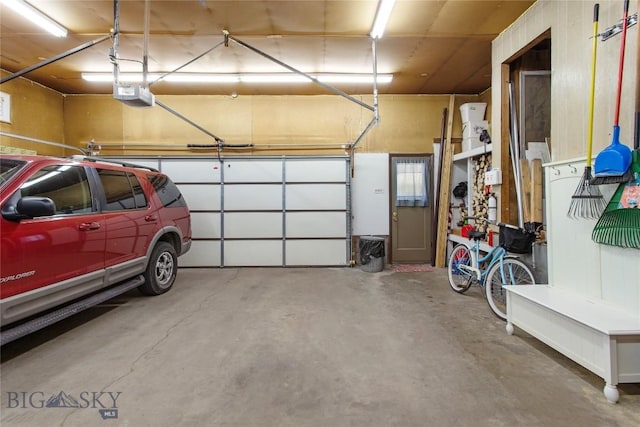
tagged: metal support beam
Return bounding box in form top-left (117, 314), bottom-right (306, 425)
top-left (155, 99), bottom-right (224, 144)
top-left (0, 131), bottom-right (87, 154)
top-left (227, 33), bottom-right (375, 112)
top-left (0, 35), bottom-right (112, 84)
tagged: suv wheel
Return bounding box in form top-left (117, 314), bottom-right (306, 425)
top-left (139, 242), bottom-right (178, 296)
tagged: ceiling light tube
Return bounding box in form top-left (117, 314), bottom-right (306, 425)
top-left (82, 72), bottom-right (393, 85)
top-left (240, 74), bottom-right (311, 83)
top-left (370, 0), bottom-right (396, 39)
top-left (164, 73), bottom-right (240, 83)
top-left (316, 74), bottom-right (393, 84)
top-left (1, 0), bottom-right (68, 37)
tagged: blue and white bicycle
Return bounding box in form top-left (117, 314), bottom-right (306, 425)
top-left (447, 217), bottom-right (536, 320)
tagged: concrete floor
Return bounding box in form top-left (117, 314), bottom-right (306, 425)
top-left (1, 267), bottom-right (638, 426)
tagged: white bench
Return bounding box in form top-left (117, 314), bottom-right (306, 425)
top-left (505, 285), bottom-right (640, 403)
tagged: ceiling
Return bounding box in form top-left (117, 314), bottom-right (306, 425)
top-left (0, 0), bottom-right (536, 96)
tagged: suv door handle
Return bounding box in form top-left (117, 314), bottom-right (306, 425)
top-left (144, 215), bottom-right (157, 222)
top-left (78, 222), bottom-right (101, 231)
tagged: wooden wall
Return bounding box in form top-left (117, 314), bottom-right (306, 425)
top-left (1, 73), bottom-right (486, 158)
top-left (0, 71), bottom-right (66, 156)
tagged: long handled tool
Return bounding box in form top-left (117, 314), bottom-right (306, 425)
top-left (568, 4), bottom-right (607, 218)
top-left (592, 0), bottom-right (633, 184)
top-left (592, 9), bottom-right (640, 250)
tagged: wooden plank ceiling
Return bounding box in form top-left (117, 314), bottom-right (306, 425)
top-left (0, 0), bottom-right (536, 96)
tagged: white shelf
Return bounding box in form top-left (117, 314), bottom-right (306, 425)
top-left (453, 144), bottom-right (492, 161)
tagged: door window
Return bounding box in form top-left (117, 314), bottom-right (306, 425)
top-left (98, 169), bottom-right (148, 211)
top-left (394, 158), bottom-right (429, 207)
top-left (16, 165), bottom-right (92, 214)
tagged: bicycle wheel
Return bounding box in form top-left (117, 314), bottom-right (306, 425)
top-left (447, 244), bottom-right (474, 293)
top-left (485, 257), bottom-right (535, 320)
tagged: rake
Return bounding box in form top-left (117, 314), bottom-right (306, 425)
top-left (591, 182), bottom-right (640, 249)
top-left (568, 4), bottom-right (606, 219)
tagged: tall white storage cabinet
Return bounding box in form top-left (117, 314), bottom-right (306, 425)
top-left (505, 158), bottom-right (640, 403)
top-left (111, 156), bottom-right (350, 267)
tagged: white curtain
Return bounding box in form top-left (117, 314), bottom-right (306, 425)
top-left (395, 158), bottom-right (428, 207)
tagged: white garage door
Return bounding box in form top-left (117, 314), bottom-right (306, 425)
top-left (111, 156), bottom-right (351, 267)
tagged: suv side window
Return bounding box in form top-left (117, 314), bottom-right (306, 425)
top-left (148, 174), bottom-right (187, 208)
top-left (98, 169), bottom-right (148, 211)
top-left (16, 164), bottom-right (93, 215)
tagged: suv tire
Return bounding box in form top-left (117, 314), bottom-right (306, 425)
top-left (139, 242), bottom-right (178, 296)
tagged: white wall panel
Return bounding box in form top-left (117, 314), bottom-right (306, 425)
top-left (286, 184), bottom-right (346, 210)
top-left (160, 159), bottom-right (221, 183)
top-left (224, 160), bottom-right (282, 182)
top-left (225, 213), bottom-right (282, 238)
top-left (286, 212), bottom-right (346, 238)
top-left (285, 240), bottom-right (347, 265)
top-left (179, 240), bottom-right (221, 267)
top-left (224, 185), bottom-right (282, 210)
top-left (352, 153), bottom-right (389, 235)
top-left (178, 184), bottom-right (220, 210)
top-left (286, 160), bottom-right (346, 182)
top-left (224, 240), bottom-right (282, 266)
top-left (190, 212), bottom-right (221, 239)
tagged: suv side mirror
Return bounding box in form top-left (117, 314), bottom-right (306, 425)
top-left (2, 197), bottom-right (56, 221)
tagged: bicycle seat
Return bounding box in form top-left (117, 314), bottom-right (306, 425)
top-left (468, 230), bottom-right (486, 241)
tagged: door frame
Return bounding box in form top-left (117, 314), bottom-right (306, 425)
top-left (388, 153), bottom-right (434, 264)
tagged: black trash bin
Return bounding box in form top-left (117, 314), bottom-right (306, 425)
top-left (359, 236), bottom-right (385, 272)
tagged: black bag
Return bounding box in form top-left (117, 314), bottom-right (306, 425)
top-left (453, 181), bottom-right (467, 198)
top-left (499, 224), bottom-right (536, 254)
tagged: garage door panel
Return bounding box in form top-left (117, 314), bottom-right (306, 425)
top-left (287, 212), bottom-right (346, 238)
top-left (286, 184), bottom-right (346, 210)
top-left (225, 241), bottom-right (282, 266)
top-left (224, 160), bottom-right (282, 182)
top-left (179, 240), bottom-right (221, 267)
top-left (286, 160), bottom-right (346, 182)
top-left (191, 212), bottom-right (221, 238)
top-left (225, 185), bottom-right (282, 210)
top-left (178, 184), bottom-right (220, 210)
top-left (161, 159), bottom-right (221, 183)
top-left (225, 213), bottom-right (282, 238)
top-left (286, 240), bottom-right (347, 265)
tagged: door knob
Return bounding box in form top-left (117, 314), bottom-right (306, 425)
top-left (392, 211), bottom-right (398, 222)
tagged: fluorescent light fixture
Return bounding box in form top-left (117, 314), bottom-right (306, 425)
top-left (317, 74), bottom-right (393, 84)
top-left (1, 0), bottom-right (68, 37)
top-left (370, 0), bottom-right (396, 39)
top-left (164, 74), bottom-right (239, 83)
top-left (82, 72), bottom-right (393, 85)
top-left (240, 74), bottom-right (311, 83)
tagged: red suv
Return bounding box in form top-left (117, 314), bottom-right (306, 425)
top-left (0, 155), bottom-right (191, 341)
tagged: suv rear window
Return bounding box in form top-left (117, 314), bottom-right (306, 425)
top-left (16, 164), bottom-right (93, 215)
top-left (98, 169), bottom-right (148, 211)
top-left (148, 174), bottom-right (187, 208)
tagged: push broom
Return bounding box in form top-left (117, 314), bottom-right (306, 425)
top-left (568, 4), bottom-right (607, 219)
top-left (591, 0), bottom-right (633, 185)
